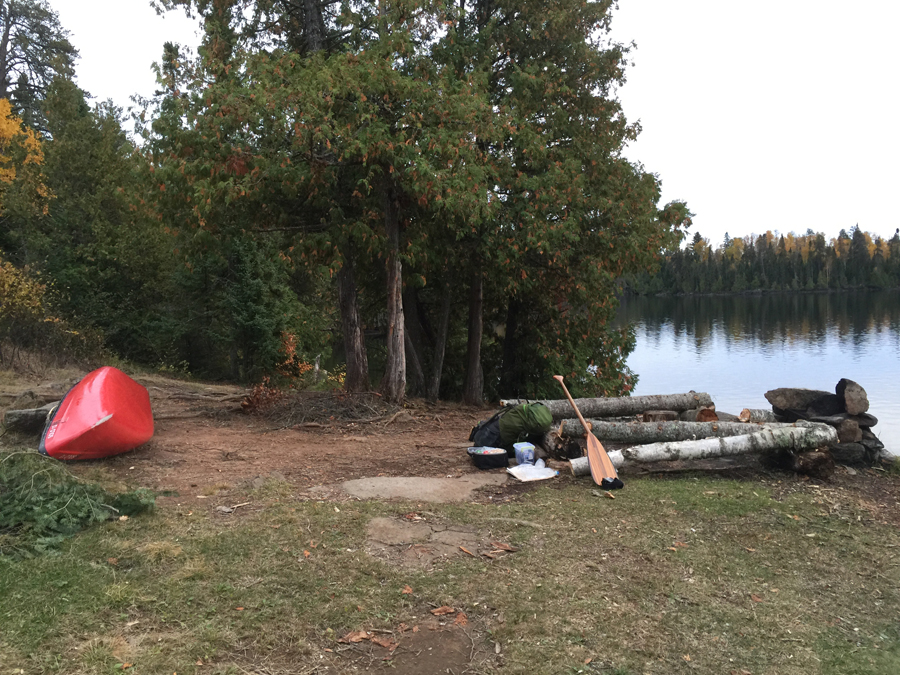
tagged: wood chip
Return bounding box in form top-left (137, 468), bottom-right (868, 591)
top-left (430, 606), bottom-right (455, 616)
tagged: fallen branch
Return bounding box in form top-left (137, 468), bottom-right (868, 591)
top-left (569, 423), bottom-right (838, 476)
top-left (501, 392), bottom-right (714, 420)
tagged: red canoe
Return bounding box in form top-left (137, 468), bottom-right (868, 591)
top-left (39, 367), bottom-right (154, 460)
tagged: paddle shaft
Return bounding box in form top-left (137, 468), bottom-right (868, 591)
top-left (552, 376), bottom-right (592, 436)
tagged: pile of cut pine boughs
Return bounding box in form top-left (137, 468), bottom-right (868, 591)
top-left (0, 450), bottom-right (155, 555)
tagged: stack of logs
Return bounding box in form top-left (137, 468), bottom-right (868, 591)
top-left (503, 384), bottom-right (889, 479)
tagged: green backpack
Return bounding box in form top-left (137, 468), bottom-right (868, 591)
top-left (498, 403), bottom-right (553, 446)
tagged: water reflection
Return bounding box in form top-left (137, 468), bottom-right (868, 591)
top-left (615, 291), bottom-right (900, 454)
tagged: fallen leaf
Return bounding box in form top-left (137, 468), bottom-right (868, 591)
top-left (430, 606), bottom-right (455, 616)
top-left (591, 528), bottom-right (597, 533)
top-left (357, 605), bottom-right (363, 612)
top-left (454, 612), bottom-right (468, 627)
top-left (196, 660), bottom-right (203, 666)
top-left (674, 541), bottom-right (688, 548)
top-left (668, 547), bottom-right (678, 552)
top-left (235, 607), bottom-right (244, 611)
top-left (107, 558), bottom-right (119, 566)
top-left (412, 626), bottom-right (419, 633)
top-left (303, 550), bottom-right (310, 558)
top-left (118, 665), bottom-right (133, 670)
top-left (491, 542), bottom-right (518, 552)
top-left (745, 547), bottom-right (756, 552)
top-left (494, 641), bottom-right (501, 654)
top-left (792, 515), bottom-right (800, 520)
top-left (605, 491), bottom-right (615, 499)
top-left (459, 546), bottom-right (476, 557)
top-left (683, 654), bottom-right (691, 661)
top-left (323, 648), bottom-right (333, 653)
top-left (339, 630), bottom-right (370, 643)
top-left (371, 636), bottom-right (398, 650)
top-left (398, 623), bottom-right (408, 632)
top-left (334, 506), bottom-right (340, 513)
top-left (750, 594), bottom-right (764, 603)
top-left (401, 585), bottom-right (413, 594)
top-left (584, 657), bottom-right (593, 665)
top-left (118, 515), bottom-right (129, 522)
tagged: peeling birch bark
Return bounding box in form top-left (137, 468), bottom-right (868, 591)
top-left (549, 419), bottom-right (814, 445)
top-left (568, 424), bottom-right (838, 476)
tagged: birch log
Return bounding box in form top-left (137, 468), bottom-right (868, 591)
top-left (501, 392), bottom-right (714, 420)
top-left (739, 408), bottom-right (778, 423)
top-left (551, 419), bottom-right (814, 444)
top-left (569, 423), bottom-right (838, 476)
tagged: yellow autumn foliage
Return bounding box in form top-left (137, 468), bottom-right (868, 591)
top-left (0, 97), bottom-right (49, 215)
top-left (0, 253), bottom-right (45, 323)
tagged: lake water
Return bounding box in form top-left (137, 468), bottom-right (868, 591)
top-left (615, 291), bottom-right (900, 456)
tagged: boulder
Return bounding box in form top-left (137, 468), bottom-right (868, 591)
top-left (849, 412), bottom-right (878, 428)
top-left (765, 388), bottom-right (833, 411)
top-left (829, 442), bottom-right (868, 465)
top-left (806, 394), bottom-right (844, 417)
top-left (836, 379), bottom-right (869, 415)
top-left (810, 413), bottom-right (849, 426)
top-left (837, 419), bottom-right (862, 444)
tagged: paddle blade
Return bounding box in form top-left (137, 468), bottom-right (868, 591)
top-left (585, 433), bottom-right (622, 488)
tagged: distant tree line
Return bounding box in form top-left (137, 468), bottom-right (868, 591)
top-left (625, 227), bottom-right (900, 295)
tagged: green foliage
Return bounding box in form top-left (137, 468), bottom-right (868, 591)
top-left (0, 450), bottom-right (154, 555)
top-left (0, 249), bottom-right (104, 369)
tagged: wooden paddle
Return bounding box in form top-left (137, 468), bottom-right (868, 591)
top-left (553, 375), bottom-right (623, 490)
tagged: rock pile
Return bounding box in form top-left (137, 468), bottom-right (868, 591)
top-left (765, 378), bottom-right (885, 464)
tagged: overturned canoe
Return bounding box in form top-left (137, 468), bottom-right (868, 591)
top-left (39, 367), bottom-right (154, 460)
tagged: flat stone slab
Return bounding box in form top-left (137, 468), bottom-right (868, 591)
top-left (342, 474), bottom-right (507, 502)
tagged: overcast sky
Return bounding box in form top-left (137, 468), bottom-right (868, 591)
top-left (49, 1), bottom-right (900, 246)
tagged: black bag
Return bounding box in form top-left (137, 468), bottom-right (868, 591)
top-left (468, 408), bottom-right (510, 448)
top-left (467, 446), bottom-right (509, 469)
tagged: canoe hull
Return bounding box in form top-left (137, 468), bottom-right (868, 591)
top-left (39, 367), bottom-right (154, 460)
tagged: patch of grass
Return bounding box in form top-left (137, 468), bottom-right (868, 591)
top-left (1, 473), bottom-right (899, 673)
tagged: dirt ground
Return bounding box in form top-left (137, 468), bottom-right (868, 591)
top-left (0, 374), bottom-right (537, 506)
top-left (3, 372), bottom-right (899, 519)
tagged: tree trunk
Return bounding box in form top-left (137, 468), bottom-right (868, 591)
top-left (462, 266), bottom-right (484, 405)
top-left (503, 392), bottom-right (714, 420)
top-left (569, 423), bottom-right (839, 475)
top-left (379, 188), bottom-right (406, 403)
top-left (498, 298), bottom-right (520, 397)
top-left (338, 248), bottom-right (369, 392)
top-left (403, 288), bottom-right (426, 396)
top-left (426, 280), bottom-right (452, 402)
top-left (303, 0), bottom-right (326, 53)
